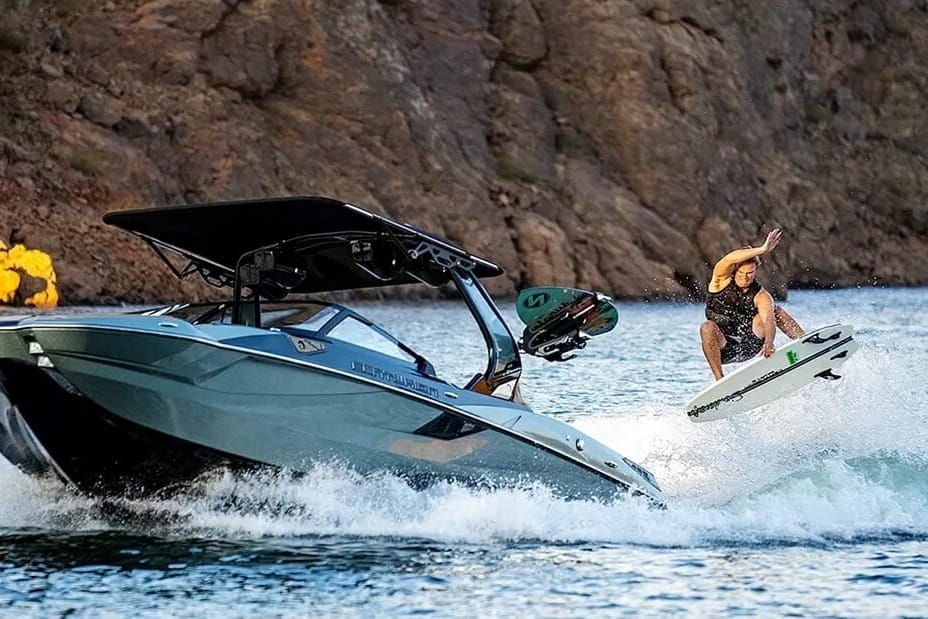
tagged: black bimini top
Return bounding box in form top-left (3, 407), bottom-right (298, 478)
top-left (103, 196), bottom-right (503, 295)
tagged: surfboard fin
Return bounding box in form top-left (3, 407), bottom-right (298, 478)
top-left (804, 331), bottom-right (842, 344)
top-left (814, 369), bottom-right (842, 380)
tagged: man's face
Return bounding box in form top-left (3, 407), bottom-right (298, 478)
top-left (734, 263), bottom-right (757, 289)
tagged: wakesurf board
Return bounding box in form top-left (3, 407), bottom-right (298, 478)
top-left (685, 323), bottom-right (858, 422)
top-left (515, 287), bottom-right (618, 362)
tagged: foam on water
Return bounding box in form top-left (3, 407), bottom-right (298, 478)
top-left (0, 460), bottom-right (104, 530)
top-left (572, 339), bottom-right (928, 541)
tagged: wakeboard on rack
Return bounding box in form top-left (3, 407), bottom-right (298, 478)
top-left (515, 287), bottom-right (618, 362)
top-left (685, 323), bottom-right (858, 422)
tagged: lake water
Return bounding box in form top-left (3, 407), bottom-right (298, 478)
top-left (1, 287), bottom-right (927, 617)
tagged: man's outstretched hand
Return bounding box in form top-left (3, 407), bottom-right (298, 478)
top-left (762, 228), bottom-right (782, 254)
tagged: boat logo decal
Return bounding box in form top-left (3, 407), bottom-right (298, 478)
top-left (288, 335), bottom-right (325, 354)
top-left (786, 350), bottom-right (799, 365)
top-left (351, 360), bottom-right (440, 399)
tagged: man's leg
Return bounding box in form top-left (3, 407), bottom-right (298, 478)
top-left (774, 305), bottom-right (805, 339)
top-left (700, 320), bottom-right (726, 380)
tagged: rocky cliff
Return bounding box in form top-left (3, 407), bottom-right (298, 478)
top-left (1, 0), bottom-right (926, 304)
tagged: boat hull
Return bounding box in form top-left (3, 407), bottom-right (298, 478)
top-left (0, 319), bottom-right (662, 504)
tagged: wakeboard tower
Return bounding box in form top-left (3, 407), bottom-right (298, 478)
top-left (516, 287), bottom-right (618, 362)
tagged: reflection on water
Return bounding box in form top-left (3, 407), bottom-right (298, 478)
top-left (0, 530), bottom-right (453, 572)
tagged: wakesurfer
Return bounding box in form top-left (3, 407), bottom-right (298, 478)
top-left (699, 228), bottom-right (805, 380)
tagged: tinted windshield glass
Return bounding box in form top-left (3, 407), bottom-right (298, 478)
top-left (328, 316), bottom-right (415, 362)
top-left (286, 305), bottom-right (341, 331)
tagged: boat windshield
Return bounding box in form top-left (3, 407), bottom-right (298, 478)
top-left (324, 315), bottom-right (414, 361)
top-left (141, 301), bottom-right (426, 367)
top-left (267, 302), bottom-right (435, 374)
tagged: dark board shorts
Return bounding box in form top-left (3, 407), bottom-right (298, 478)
top-left (721, 329), bottom-right (763, 364)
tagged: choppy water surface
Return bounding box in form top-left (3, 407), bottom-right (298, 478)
top-left (2, 287), bottom-right (927, 617)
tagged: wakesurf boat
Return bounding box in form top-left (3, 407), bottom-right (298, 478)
top-left (0, 197), bottom-right (663, 505)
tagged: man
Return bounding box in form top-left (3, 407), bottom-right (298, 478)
top-left (699, 228), bottom-right (805, 380)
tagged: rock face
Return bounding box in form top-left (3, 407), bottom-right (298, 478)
top-left (1, 0), bottom-right (926, 304)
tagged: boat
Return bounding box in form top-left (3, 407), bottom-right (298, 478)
top-left (0, 196), bottom-right (663, 505)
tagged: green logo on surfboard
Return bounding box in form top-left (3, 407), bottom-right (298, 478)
top-left (786, 350), bottom-right (799, 365)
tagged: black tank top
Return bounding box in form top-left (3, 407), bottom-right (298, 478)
top-left (705, 280), bottom-right (761, 335)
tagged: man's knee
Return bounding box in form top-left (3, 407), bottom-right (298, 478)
top-left (700, 320), bottom-right (721, 341)
top-left (773, 305), bottom-right (804, 338)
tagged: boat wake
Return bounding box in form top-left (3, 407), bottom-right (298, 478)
top-left (573, 343), bottom-right (928, 543)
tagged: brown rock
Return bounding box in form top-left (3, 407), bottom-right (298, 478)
top-left (511, 212), bottom-right (574, 286)
top-left (491, 0), bottom-right (547, 68)
top-left (78, 93), bottom-right (125, 127)
top-left (44, 79), bottom-right (81, 113)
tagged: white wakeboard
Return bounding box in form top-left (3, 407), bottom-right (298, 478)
top-left (685, 323), bottom-right (858, 422)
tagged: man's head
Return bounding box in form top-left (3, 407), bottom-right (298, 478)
top-left (733, 257), bottom-right (760, 290)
